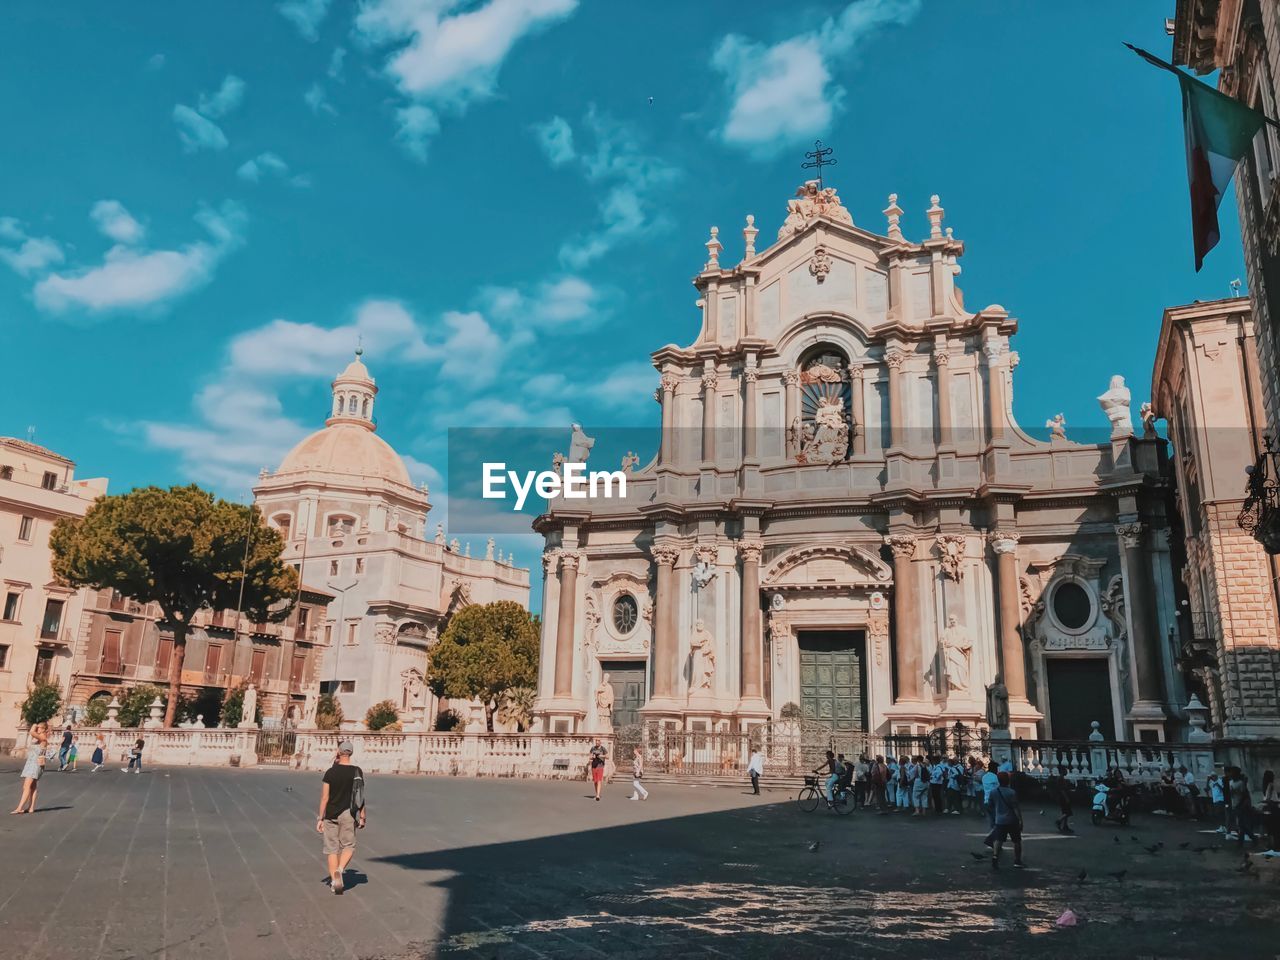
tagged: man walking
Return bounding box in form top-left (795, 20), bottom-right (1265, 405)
top-left (588, 737), bottom-right (608, 801)
top-left (57, 726), bottom-right (73, 772)
top-left (747, 748), bottom-right (764, 795)
top-left (317, 740), bottom-right (365, 894)
top-left (985, 771), bottom-right (1025, 869)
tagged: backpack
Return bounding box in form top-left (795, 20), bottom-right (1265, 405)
top-left (349, 766), bottom-right (365, 818)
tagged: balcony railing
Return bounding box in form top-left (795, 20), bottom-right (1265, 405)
top-left (1240, 434), bottom-right (1280, 553)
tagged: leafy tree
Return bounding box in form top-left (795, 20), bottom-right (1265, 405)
top-left (50, 485), bottom-right (298, 726)
top-left (20, 681), bottom-right (62, 726)
top-left (315, 693), bottom-right (344, 730)
top-left (117, 684), bottom-right (165, 728)
top-left (179, 687), bottom-right (225, 727)
top-left (434, 708), bottom-right (464, 732)
top-left (428, 601), bottom-right (539, 731)
top-left (496, 685), bottom-right (536, 732)
top-left (365, 700), bottom-right (399, 731)
top-left (82, 697), bottom-right (110, 727)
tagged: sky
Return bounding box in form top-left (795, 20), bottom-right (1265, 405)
top-left (0, 0), bottom-right (1248, 591)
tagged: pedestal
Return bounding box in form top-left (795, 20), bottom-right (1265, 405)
top-left (880, 699), bottom-right (939, 736)
top-left (988, 728), bottom-right (1012, 766)
top-left (1007, 698), bottom-right (1043, 740)
top-left (1126, 701), bottom-right (1167, 742)
top-left (537, 697), bottom-right (586, 734)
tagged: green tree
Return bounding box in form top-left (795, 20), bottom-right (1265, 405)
top-left (365, 699), bottom-right (399, 731)
top-left (50, 484), bottom-right (298, 726)
top-left (434, 708), bottom-right (463, 732)
top-left (496, 685), bottom-right (536, 732)
top-left (428, 601), bottom-right (539, 731)
top-left (315, 692), bottom-right (344, 730)
top-left (82, 697), bottom-right (110, 727)
top-left (20, 681), bottom-right (62, 726)
top-left (117, 684), bottom-right (166, 728)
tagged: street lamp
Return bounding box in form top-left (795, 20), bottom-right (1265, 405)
top-left (1238, 435), bottom-right (1280, 553)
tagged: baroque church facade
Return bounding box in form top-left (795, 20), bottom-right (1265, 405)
top-left (534, 181), bottom-right (1188, 743)
top-left (254, 352), bottom-right (530, 728)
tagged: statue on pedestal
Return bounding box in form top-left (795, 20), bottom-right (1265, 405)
top-left (985, 681), bottom-right (1009, 730)
top-left (926, 615), bottom-right (972, 694)
top-left (240, 683), bottom-right (258, 729)
top-left (689, 620), bottom-right (716, 692)
top-left (568, 423), bottom-right (595, 463)
top-left (595, 673), bottom-right (615, 731)
top-left (1097, 375), bottom-right (1134, 439)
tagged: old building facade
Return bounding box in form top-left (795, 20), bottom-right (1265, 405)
top-left (1152, 295), bottom-right (1280, 737)
top-left (253, 351), bottom-right (531, 728)
top-left (0, 437), bottom-right (106, 744)
top-left (535, 181), bottom-right (1189, 743)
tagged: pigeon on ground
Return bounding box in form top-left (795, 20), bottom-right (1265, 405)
top-left (1144, 844), bottom-right (1161, 855)
top-left (1113, 836), bottom-right (1121, 844)
top-left (807, 841), bottom-right (821, 853)
top-left (1076, 869), bottom-right (1088, 884)
top-left (1178, 841), bottom-right (1191, 849)
top-left (970, 852), bottom-right (987, 861)
top-left (1108, 869), bottom-right (1127, 883)
top-left (1130, 835), bottom-right (1142, 844)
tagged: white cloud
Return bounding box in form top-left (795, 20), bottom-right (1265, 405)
top-left (197, 75), bottom-right (247, 118)
top-left (533, 115), bottom-right (575, 166)
top-left (328, 46), bottom-right (346, 79)
top-left (712, 0), bottom-right (920, 154)
top-left (542, 109), bottom-right (679, 268)
top-left (33, 202), bottom-right (245, 315)
top-left (279, 0), bottom-right (333, 41)
top-left (0, 219), bottom-right (64, 276)
top-left (355, 0), bottom-right (579, 159)
top-left (237, 152), bottom-right (297, 184)
top-left (172, 104), bottom-right (228, 152)
top-left (90, 200), bottom-right (145, 245)
top-left (480, 274), bottom-right (605, 329)
top-left (395, 104), bottom-right (440, 162)
top-left (303, 82), bottom-right (336, 116)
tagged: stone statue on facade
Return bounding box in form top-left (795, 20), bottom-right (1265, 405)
top-left (621, 451), bottom-right (639, 473)
top-left (485, 537), bottom-right (495, 560)
top-left (800, 395), bottom-right (849, 464)
top-left (985, 681), bottom-right (1009, 730)
top-left (1097, 375), bottom-right (1134, 439)
top-left (689, 619), bottom-right (716, 691)
top-left (1045, 413), bottom-right (1067, 442)
top-left (692, 554), bottom-right (718, 590)
top-left (1140, 401), bottom-right (1158, 439)
top-left (400, 668), bottom-right (425, 705)
top-left (435, 523), bottom-right (446, 545)
top-left (569, 423), bottom-right (595, 463)
top-left (938, 615), bottom-right (972, 692)
top-left (777, 180), bottom-right (854, 240)
top-left (935, 534), bottom-right (965, 582)
top-left (595, 672), bottom-right (615, 729)
top-left (240, 683), bottom-right (258, 729)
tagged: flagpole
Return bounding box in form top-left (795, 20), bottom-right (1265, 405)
top-left (1125, 42), bottom-right (1280, 133)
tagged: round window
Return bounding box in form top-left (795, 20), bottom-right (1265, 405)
top-left (612, 594), bottom-right (638, 634)
top-left (1052, 581), bottom-right (1092, 631)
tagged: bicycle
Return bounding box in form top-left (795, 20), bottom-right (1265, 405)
top-left (796, 775), bottom-right (856, 815)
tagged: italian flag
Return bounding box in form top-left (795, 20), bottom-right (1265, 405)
top-left (1128, 44), bottom-right (1267, 271)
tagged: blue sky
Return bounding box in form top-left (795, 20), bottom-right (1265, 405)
top-left (0, 1), bottom-right (1246, 579)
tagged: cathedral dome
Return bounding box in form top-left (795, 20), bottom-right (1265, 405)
top-left (276, 423), bottom-right (411, 486)
top-left (272, 350), bottom-right (412, 486)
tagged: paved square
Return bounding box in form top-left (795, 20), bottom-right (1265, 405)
top-left (0, 760), bottom-right (1276, 959)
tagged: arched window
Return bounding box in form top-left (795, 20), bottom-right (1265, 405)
top-left (362, 397), bottom-right (370, 417)
top-left (272, 513), bottom-right (292, 539)
top-left (793, 345), bottom-right (852, 463)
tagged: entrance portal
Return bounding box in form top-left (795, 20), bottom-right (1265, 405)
top-left (601, 661), bottom-right (646, 729)
top-left (797, 631), bottom-right (867, 733)
top-left (1046, 657), bottom-right (1114, 739)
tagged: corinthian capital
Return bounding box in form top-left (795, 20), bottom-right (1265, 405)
top-left (559, 550), bottom-right (582, 572)
top-left (660, 372), bottom-right (679, 393)
top-left (701, 368), bottom-right (719, 391)
top-left (1115, 522), bottom-right (1145, 548)
top-left (884, 533), bottom-right (917, 560)
top-left (651, 541), bottom-right (680, 567)
top-left (744, 367), bottom-right (759, 383)
top-left (541, 549), bottom-right (561, 572)
top-left (990, 531), bottom-right (1020, 555)
top-left (934, 348), bottom-right (951, 368)
top-left (738, 538), bottom-right (764, 564)
top-left (782, 370), bottom-right (800, 386)
top-left (885, 349), bottom-right (907, 370)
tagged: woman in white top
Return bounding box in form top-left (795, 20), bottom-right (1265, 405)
top-left (627, 747), bottom-right (649, 801)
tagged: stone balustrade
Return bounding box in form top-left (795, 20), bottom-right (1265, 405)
top-left (15, 727), bottom-right (609, 779)
top-left (1008, 738), bottom-right (1216, 785)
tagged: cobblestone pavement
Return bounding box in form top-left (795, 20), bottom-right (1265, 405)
top-left (0, 760), bottom-right (1276, 959)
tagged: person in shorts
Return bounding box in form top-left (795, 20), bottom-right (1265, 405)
top-left (588, 738), bottom-right (608, 801)
top-left (317, 741), bottom-right (365, 894)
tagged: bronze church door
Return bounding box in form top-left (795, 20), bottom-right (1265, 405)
top-left (798, 631), bottom-right (867, 733)
top-left (601, 661), bottom-right (646, 729)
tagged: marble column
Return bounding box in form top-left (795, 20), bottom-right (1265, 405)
top-left (659, 372), bottom-right (677, 466)
top-left (742, 366), bottom-right (759, 463)
top-left (651, 542), bottom-right (681, 699)
top-left (701, 366), bottom-right (718, 465)
top-left (552, 551), bottom-right (580, 698)
top-left (739, 539), bottom-right (764, 700)
top-left (990, 532), bottom-right (1026, 699)
top-left (1117, 522), bottom-right (1164, 704)
top-left (783, 371), bottom-right (800, 457)
top-left (984, 343), bottom-right (1006, 443)
top-left (887, 534), bottom-right (921, 701)
top-left (849, 364), bottom-right (866, 455)
top-left (886, 349), bottom-right (907, 450)
top-left (934, 346), bottom-right (953, 448)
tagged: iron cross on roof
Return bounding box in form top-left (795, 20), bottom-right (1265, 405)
top-left (801, 140), bottom-right (837, 188)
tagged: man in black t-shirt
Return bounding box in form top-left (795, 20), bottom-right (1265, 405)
top-left (317, 741), bottom-right (365, 894)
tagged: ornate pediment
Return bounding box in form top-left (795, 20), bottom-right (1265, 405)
top-left (762, 544), bottom-right (892, 589)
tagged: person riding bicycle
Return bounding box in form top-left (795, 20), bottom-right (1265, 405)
top-left (834, 754), bottom-right (855, 800)
top-left (814, 751), bottom-right (838, 801)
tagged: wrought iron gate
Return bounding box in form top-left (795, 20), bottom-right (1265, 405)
top-left (255, 729), bottom-right (297, 765)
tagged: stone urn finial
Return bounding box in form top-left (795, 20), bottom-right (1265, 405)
top-left (704, 225), bottom-right (722, 271)
top-left (103, 696), bottom-right (122, 729)
top-left (144, 696), bottom-right (165, 729)
top-left (1087, 720), bottom-right (1104, 742)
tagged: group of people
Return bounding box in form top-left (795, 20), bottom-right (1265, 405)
top-left (812, 751), bottom-right (1011, 818)
top-left (10, 725), bottom-right (145, 815)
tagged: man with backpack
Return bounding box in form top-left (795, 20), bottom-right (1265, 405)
top-left (316, 740), bottom-right (366, 895)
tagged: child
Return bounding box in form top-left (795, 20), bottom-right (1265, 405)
top-left (91, 735), bottom-right (105, 773)
top-left (67, 741), bottom-right (78, 772)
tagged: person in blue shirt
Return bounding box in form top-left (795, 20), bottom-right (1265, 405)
top-left (910, 756), bottom-right (930, 816)
top-left (980, 760), bottom-right (1001, 828)
top-left (928, 755), bottom-right (946, 815)
top-left (945, 757), bottom-right (966, 814)
top-left (985, 771), bottom-right (1025, 868)
top-left (886, 757), bottom-right (899, 809)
